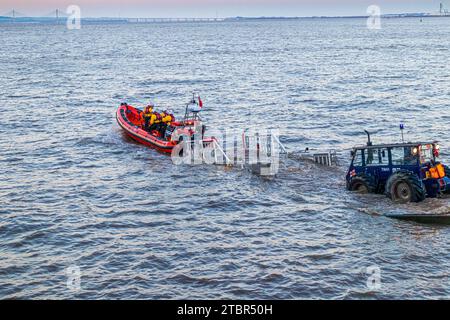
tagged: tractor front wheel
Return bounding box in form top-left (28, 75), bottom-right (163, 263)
top-left (348, 174), bottom-right (377, 194)
top-left (386, 171), bottom-right (426, 203)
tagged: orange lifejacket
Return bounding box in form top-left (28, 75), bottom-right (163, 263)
top-left (437, 163), bottom-right (445, 178)
top-left (429, 164), bottom-right (445, 179)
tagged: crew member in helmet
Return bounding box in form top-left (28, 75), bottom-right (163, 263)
top-left (142, 104), bottom-right (155, 130)
top-left (148, 111), bottom-right (163, 133)
top-left (159, 110), bottom-right (175, 137)
top-left (162, 110), bottom-right (175, 125)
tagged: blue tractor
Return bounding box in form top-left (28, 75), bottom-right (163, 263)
top-left (346, 131), bottom-right (450, 203)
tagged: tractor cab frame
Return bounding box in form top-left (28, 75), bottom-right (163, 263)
top-left (346, 136), bottom-right (450, 203)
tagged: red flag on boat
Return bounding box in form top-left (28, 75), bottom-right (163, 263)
top-left (198, 96), bottom-right (203, 108)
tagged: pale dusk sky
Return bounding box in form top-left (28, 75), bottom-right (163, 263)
top-left (0, 0), bottom-right (445, 18)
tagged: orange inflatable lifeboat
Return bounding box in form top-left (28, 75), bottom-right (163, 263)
top-left (116, 96), bottom-right (213, 154)
top-left (116, 103), bottom-right (182, 153)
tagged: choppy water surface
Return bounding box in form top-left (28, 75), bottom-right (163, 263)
top-left (1, 18), bottom-right (450, 299)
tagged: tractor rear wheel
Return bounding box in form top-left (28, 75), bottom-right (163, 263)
top-left (348, 174), bottom-right (377, 194)
top-left (385, 170), bottom-right (426, 203)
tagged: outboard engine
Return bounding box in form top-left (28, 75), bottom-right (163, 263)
top-left (165, 125), bottom-right (175, 139)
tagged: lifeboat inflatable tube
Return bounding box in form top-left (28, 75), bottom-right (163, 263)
top-left (116, 104), bottom-right (178, 153)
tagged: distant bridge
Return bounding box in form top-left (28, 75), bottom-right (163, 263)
top-left (2, 9), bottom-right (28, 18)
top-left (1, 9), bottom-right (224, 23)
top-left (1, 9), bottom-right (69, 19)
top-left (125, 17), bottom-right (225, 23)
top-left (42, 9), bottom-right (69, 19)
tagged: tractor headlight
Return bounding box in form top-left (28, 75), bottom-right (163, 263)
top-left (412, 147), bottom-right (418, 155)
top-left (434, 144), bottom-right (440, 157)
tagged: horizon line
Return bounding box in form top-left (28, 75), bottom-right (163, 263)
top-left (1, 12), bottom-right (449, 20)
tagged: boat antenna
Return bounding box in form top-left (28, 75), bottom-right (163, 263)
top-left (183, 92), bottom-right (198, 126)
top-left (400, 123), bottom-right (405, 143)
